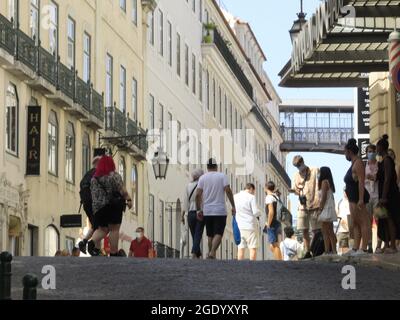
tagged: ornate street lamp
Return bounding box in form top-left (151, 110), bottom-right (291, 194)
top-left (152, 147), bottom-right (170, 180)
top-left (289, 0), bottom-right (307, 43)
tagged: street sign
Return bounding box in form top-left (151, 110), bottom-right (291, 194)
top-left (358, 138), bottom-right (370, 162)
top-left (357, 87), bottom-right (370, 135)
top-left (60, 215), bottom-right (82, 228)
top-left (26, 106), bottom-right (41, 176)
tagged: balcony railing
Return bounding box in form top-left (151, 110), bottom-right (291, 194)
top-left (0, 13), bottom-right (104, 124)
top-left (283, 127), bottom-right (353, 145)
top-left (105, 106), bottom-right (127, 137)
top-left (250, 104), bottom-right (272, 137)
top-left (211, 28), bottom-right (253, 100)
top-left (0, 15), bottom-right (14, 54)
top-left (153, 242), bottom-right (180, 258)
top-left (267, 150), bottom-right (291, 187)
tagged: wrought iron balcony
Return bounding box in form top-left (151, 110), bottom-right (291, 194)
top-left (105, 106), bottom-right (127, 137)
top-left (266, 150), bottom-right (291, 188)
top-left (0, 15), bottom-right (14, 55)
top-left (209, 28), bottom-right (253, 100)
top-left (0, 12), bottom-right (104, 126)
top-left (250, 104), bottom-right (272, 137)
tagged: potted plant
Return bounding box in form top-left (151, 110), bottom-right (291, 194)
top-left (203, 22), bottom-right (216, 43)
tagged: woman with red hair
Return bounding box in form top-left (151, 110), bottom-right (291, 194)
top-left (88, 155), bottom-right (132, 256)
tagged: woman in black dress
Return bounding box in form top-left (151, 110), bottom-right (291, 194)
top-left (376, 135), bottom-right (400, 254)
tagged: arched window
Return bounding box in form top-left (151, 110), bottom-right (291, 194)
top-left (82, 132), bottom-right (91, 176)
top-left (48, 111), bottom-right (58, 175)
top-left (6, 83), bottom-right (18, 155)
top-left (131, 165), bottom-right (138, 214)
top-left (118, 156), bottom-right (126, 185)
top-left (44, 225), bottom-right (60, 256)
top-left (65, 122), bottom-right (75, 183)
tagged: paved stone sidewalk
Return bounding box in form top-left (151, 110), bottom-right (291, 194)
top-left (314, 252), bottom-right (400, 271)
top-left (7, 257), bottom-right (400, 300)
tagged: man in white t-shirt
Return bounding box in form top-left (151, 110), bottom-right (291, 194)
top-left (337, 191), bottom-right (351, 255)
top-left (280, 227), bottom-right (303, 261)
top-left (234, 183), bottom-right (261, 261)
top-left (196, 158), bottom-right (236, 259)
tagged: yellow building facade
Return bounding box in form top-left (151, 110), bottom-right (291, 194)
top-left (0, 0), bottom-right (152, 256)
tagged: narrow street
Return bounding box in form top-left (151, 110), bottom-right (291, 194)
top-left (9, 257), bottom-right (400, 300)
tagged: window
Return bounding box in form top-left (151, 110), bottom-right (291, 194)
top-left (67, 17), bottom-right (75, 68)
top-left (149, 194), bottom-right (155, 240)
top-left (212, 78), bottom-right (216, 117)
top-left (65, 122), bottom-right (75, 183)
top-left (177, 120), bottom-right (181, 164)
top-left (167, 21), bottom-right (172, 66)
top-left (159, 200), bottom-right (164, 242)
top-left (120, 66), bottom-right (126, 112)
top-left (106, 54), bottom-right (113, 107)
top-left (149, 94), bottom-right (155, 130)
top-left (44, 225), bottom-right (59, 257)
top-left (30, 0), bottom-right (39, 42)
top-left (158, 9), bottom-right (163, 56)
top-left (49, 1), bottom-right (58, 56)
top-left (192, 0), bottom-right (196, 12)
top-left (8, 0), bottom-right (17, 22)
top-left (185, 44), bottom-right (189, 86)
top-left (83, 33), bottom-right (91, 83)
top-left (119, 157), bottom-right (126, 185)
top-left (205, 70), bottom-right (209, 110)
top-left (158, 103), bottom-right (164, 148)
top-left (224, 96), bottom-right (227, 128)
top-left (199, 63), bottom-right (203, 102)
top-left (148, 10), bottom-right (154, 45)
top-left (6, 83), bottom-right (18, 155)
top-left (192, 54), bottom-right (196, 94)
top-left (167, 112), bottom-right (172, 155)
top-left (229, 102), bottom-right (233, 131)
top-left (176, 33), bottom-right (181, 76)
top-left (199, 0), bottom-right (203, 22)
top-left (82, 133), bottom-right (90, 177)
top-left (131, 0), bottom-right (138, 25)
top-left (131, 165), bottom-right (138, 214)
top-left (204, 9), bottom-right (209, 24)
top-left (132, 77), bottom-right (138, 121)
top-left (48, 111), bottom-right (58, 175)
top-left (120, 0), bottom-right (126, 11)
top-left (218, 87), bottom-right (222, 125)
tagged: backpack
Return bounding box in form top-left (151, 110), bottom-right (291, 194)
top-left (79, 168), bottom-right (96, 209)
top-left (273, 195), bottom-right (293, 227)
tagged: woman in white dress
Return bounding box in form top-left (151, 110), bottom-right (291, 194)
top-left (318, 167), bottom-right (338, 255)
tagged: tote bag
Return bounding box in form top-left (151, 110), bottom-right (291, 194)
top-left (232, 216), bottom-right (241, 245)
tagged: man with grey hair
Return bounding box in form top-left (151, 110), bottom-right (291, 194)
top-left (289, 155), bottom-right (320, 259)
top-left (183, 168), bottom-right (205, 258)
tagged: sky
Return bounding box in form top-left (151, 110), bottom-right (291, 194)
top-left (222, 0), bottom-right (352, 207)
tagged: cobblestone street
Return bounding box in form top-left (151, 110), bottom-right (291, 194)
top-left (8, 257), bottom-right (400, 300)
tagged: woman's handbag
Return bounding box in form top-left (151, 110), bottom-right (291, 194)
top-left (373, 205), bottom-right (389, 220)
top-left (232, 216), bottom-right (241, 245)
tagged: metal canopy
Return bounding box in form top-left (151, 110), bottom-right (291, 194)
top-left (279, 0), bottom-right (400, 88)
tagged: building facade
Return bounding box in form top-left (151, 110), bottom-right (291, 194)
top-left (0, 0), bottom-right (151, 256)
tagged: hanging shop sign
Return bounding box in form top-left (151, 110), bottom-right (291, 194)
top-left (357, 87), bottom-right (370, 135)
top-left (358, 138), bottom-right (370, 162)
top-left (291, 0), bottom-right (345, 72)
top-left (26, 106), bottom-right (41, 176)
top-left (389, 30), bottom-right (400, 93)
top-left (60, 214), bottom-right (82, 228)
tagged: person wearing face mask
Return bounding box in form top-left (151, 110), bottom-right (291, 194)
top-left (129, 227), bottom-right (153, 258)
top-left (365, 144), bottom-right (378, 253)
top-left (289, 155), bottom-right (320, 259)
top-left (376, 135), bottom-right (400, 254)
top-left (343, 139), bottom-right (370, 257)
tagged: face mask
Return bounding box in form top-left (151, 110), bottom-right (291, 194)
top-left (367, 152), bottom-right (376, 161)
top-left (136, 232), bottom-right (143, 239)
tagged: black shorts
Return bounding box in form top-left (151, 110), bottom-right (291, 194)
top-left (204, 216), bottom-right (227, 237)
top-left (94, 204), bottom-right (123, 228)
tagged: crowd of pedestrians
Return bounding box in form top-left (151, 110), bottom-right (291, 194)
top-left (65, 134), bottom-right (400, 261)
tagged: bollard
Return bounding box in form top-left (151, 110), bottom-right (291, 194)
top-left (22, 274), bottom-right (38, 300)
top-left (0, 251), bottom-right (12, 300)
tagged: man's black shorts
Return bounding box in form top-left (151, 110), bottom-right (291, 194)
top-left (94, 204), bottom-right (123, 228)
top-left (204, 215), bottom-right (227, 237)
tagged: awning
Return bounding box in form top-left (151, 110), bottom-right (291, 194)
top-left (279, 0), bottom-right (400, 88)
